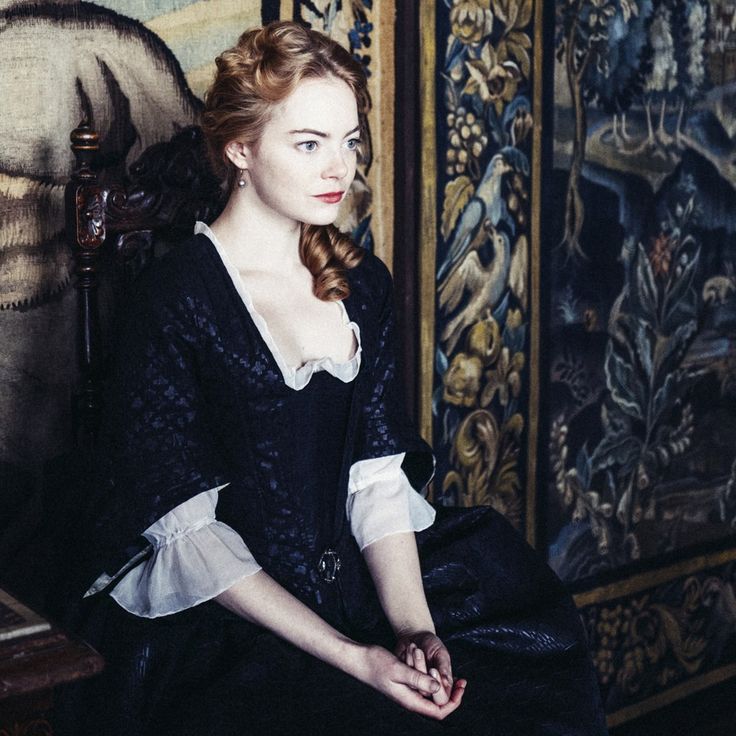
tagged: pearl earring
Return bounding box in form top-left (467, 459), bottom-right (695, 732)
top-left (238, 169), bottom-right (247, 188)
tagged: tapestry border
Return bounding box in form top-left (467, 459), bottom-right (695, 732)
top-left (574, 548), bottom-right (736, 608)
top-left (606, 662), bottom-right (736, 727)
top-left (418, 0), bottom-right (437, 451)
top-left (576, 549), bottom-right (736, 727)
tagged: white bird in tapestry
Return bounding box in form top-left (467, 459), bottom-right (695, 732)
top-left (437, 151), bottom-right (517, 354)
top-left (438, 223), bottom-right (511, 355)
top-left (437, 152), bottom-right (513, 282)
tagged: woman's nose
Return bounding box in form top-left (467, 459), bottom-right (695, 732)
top-left (322, 148), bottom-right (349, 179)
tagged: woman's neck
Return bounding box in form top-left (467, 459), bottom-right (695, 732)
top-left (209, 192), bottom-right (302, 274)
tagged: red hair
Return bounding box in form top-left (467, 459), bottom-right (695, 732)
top-left (201, 21), bottom-right (368, 300)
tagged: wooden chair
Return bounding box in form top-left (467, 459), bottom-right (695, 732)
top-left (0, 121), bottom-right (225, 734)
top-left (37, 120), bottom-right (224, 605)
top-left (64, 120), bottom-right (224, 446)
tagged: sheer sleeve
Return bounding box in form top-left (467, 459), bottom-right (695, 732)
top-left (346, 453), bottom-right (436, 550)
top-left (97, 487), bottom-right (261, 618)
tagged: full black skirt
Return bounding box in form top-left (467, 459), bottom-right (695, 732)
top-left (56, 507), bottom-right (607, 735)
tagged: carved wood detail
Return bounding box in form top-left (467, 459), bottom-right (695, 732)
top-left (75, 186), bottom-right (107, 250)
top-left (65, 120), bottom-right (224, 441)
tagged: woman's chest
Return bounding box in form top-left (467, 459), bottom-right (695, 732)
top-left (244, 271), bottom-right (356, 369)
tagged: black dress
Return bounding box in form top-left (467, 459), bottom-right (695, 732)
top-left (58, 234), bottom-right (607, 735)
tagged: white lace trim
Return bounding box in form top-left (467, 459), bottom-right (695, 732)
top-left (90, 454), bottom-right (436, 617)
top-left (108, 488), bottom-right (262, 618)
top-left (195, 221), bottom-right (361, 391)
top-left (347, 453), bottom-right (436, 550)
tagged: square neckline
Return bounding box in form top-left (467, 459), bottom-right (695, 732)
top-left (194, 221), bottom-right (362, 391)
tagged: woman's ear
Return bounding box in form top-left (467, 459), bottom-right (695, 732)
top-left (224, 140), bottom-right (249, 170)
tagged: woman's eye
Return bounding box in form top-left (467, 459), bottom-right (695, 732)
top-left (297, 140), bottom-right (318, 152)
top-left (345, 138), bottom-right (361, 151)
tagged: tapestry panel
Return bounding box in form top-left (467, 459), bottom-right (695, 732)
top-left (547, 0), bottom-right (736, 587)
top-left (419, 0), bottom-right (542, 538)
top-left (420, 0), bottom-right (736, 724)
top-left (547, 0), bottom-right (736, 722)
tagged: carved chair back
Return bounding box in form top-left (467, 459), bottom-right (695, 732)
top-left (64, 120), bottom-right (223, 447)
top-left (34, 122), bottom-right (223, 613)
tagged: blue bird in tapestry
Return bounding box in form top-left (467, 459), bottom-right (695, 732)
top-left (437, 149), bottom-right (523, 354)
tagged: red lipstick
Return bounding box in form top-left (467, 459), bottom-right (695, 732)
top-left (314, 192), bottom-right (344, 204)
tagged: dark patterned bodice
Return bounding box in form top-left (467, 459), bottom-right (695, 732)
top-left (74, 237), bottom-right (608, 736)
top-left (88, 234), bottom-right (431, 630)
top-left (216, 368), bottom-right (363, 622)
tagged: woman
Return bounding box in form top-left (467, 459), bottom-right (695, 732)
top-left (64, 22), bottom-right (607, 736)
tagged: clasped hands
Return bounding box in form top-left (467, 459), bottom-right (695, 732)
top-left (391, 631), bottom-right (466, 719)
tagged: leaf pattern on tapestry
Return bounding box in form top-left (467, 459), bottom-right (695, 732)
top-left (551, 183), bottom-right (707, 564)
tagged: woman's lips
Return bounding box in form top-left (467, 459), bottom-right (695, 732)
top-left (314, 192), bottom-right (344, 204)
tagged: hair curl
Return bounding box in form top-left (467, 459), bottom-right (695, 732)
top-left (201, 21), bottom-right (368, 300)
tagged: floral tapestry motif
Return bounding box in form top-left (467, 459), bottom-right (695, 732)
top-left (433, 0), bottom-right (535, 528)
top-left (580, 559), bottom-right (736, 714)
top-left (548, 0), bottom-right (736, 583)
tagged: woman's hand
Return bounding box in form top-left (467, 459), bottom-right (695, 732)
top-left (395, 631), bottom-right (464, 707)
top-left (217, 573), bottom-right (464, 720)
top-left (352, 643), bottom-right (465, 720)
top-left (360, 534), bottom-right (466, 714)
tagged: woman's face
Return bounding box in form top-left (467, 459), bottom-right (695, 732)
top-left (238, 75), bottom-right (360, 227)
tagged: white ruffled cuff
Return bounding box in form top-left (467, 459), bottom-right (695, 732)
top-left (108, 487), bottom-right (261, 618)
top-left (92, 453), bottom-right (435, 616)
top-left (347, 453), bottom-right (436, 550)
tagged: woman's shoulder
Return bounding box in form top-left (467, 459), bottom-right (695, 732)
top-left (347, 249), bottom-right (393, 303)
top-left (131, 233), bottom-right (214, 303)
top-left (121, 233), bottom-right (219, 332)
top-left (138, 232), bottom-right (211, 283)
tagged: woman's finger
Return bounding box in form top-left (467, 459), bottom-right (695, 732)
top-left (395, 660), bottom-right (442, 698)
top-left (407, 678), bottom-right (467, 719)
top-left (393, 687), bottom-right (448, 719)
top-left (388, 676), bottom-right (467, 721)
top-left (448, 679), bottom-right (467, 707)
top-left (434, 679), bottom-right (467, 718)
top-left (429, 668), bottom-right (449, 706)
top-left (432, 647), bottom-right (453, 691)
top-left (404, 644), bottom-right (413, 668)
top-left (412, 645), bottom-right (428, 674)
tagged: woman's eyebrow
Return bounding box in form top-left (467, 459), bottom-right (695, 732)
top-left (288, 124), bottom-right (360, 137)
top-left (289, 128), bottom-right (328, 137)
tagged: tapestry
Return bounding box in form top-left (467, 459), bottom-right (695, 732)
top-left (549, 0), bottom-right (736, 585)
top-left (419, 0), bottom-right (541, 535)
top-left (0, 0), bottom-right (392, 478)
top-left (548, 0), bottom-right (736, 721)
top-left (420, 0), bottom-right (736, 725)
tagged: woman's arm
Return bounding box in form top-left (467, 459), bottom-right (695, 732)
top-left (215, 569), bottom-right (463, 719)
top-left (362, 532), bottom-right (466, 705)
top-left (361, 532), bottom-right (434, 636)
